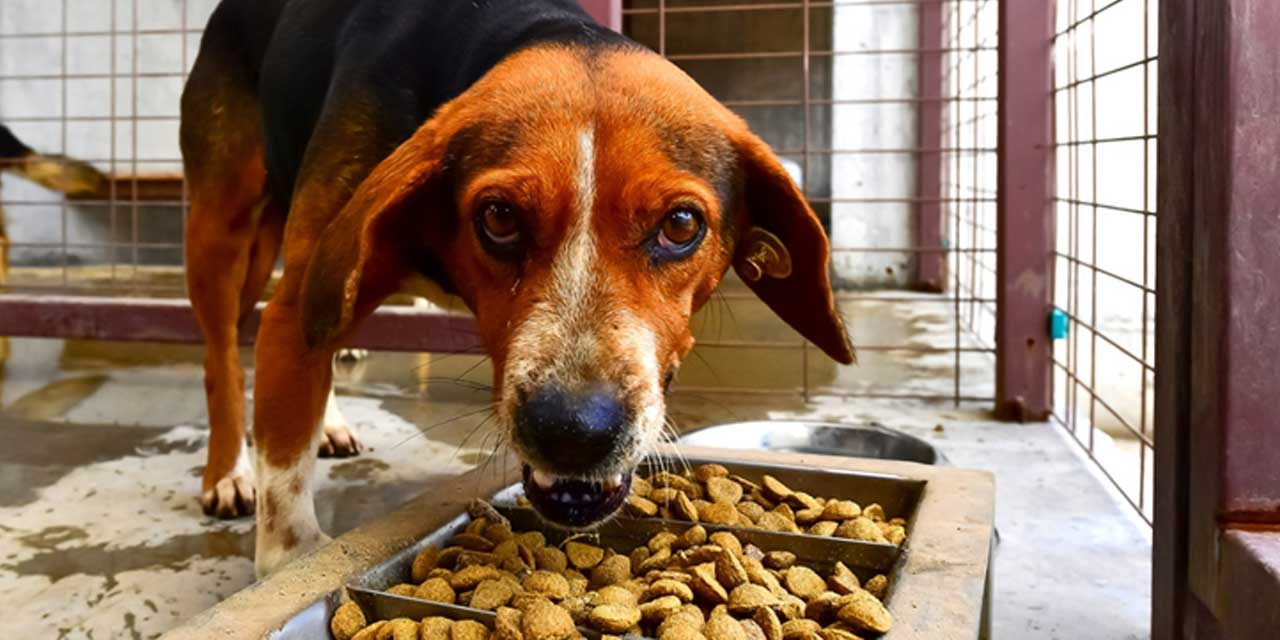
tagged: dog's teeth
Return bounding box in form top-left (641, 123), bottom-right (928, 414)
top-left (606, 474), bottom-right (623, 488)
top-left (532, 470), bottom-right (557, 489)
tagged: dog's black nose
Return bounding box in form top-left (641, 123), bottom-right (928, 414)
top-left (515, 385), bottom-right (627, 474)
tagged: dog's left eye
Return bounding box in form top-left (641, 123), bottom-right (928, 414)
top-left (655, 208), bottom-right (705, 258)
top-left (476, 202), bottom-right (522, 254)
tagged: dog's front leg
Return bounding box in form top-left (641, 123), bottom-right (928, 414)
top-left (251, 297), bottom-right (334, 577)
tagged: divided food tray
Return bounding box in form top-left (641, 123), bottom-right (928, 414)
top-left (274, 456), bottom-right (927, 639)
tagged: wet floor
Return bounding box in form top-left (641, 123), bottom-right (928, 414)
top-left (0, 286), bottom-right (1149, 639)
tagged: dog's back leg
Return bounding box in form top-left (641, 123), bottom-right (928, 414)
top-left (181, 18), bottom-right (275, 519)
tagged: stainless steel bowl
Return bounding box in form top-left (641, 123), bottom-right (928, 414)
top-left (678, 420), bottom-right (945, 465)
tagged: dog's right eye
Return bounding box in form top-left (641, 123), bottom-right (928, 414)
top-left (476, 202), bottom-right (522, 255)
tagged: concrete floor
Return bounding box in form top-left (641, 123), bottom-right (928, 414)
top-left (0, 298), bottom-right (1151, 638)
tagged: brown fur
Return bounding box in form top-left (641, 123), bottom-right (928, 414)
top-left (185, 43), bottom-right (851, 573)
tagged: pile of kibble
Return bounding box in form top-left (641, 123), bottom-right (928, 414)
top-left (332, 506), bottom-right (892, 638)
top-left (622, 466), bottom-right (906, 547)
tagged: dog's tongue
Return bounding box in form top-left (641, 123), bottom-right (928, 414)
top-left (521, 465), bottom-right (631, 527)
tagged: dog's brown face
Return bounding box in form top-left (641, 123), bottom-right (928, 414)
top-left (301, 46), bottom-right (853, 527)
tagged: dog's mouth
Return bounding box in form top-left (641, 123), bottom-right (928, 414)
top-left (521, 464), bottom-right (632, 527)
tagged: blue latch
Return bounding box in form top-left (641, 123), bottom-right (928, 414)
top-left (1049, 307), bottom-right (1069, 340)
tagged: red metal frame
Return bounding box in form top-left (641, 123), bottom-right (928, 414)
top-left (913, 0), bottom-right (947, 292)
top-left (1155, 0), bottom-right (1280, 635)
top-left (0, 294), bottom-right (483, 353)
top-left (1152, 0), bottom-right (1193, 634)
top-left (994, 0), bottom-right (1054, 421)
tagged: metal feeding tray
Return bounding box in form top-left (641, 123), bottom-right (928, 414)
top-left (161, 446), bottom-right (993, 640)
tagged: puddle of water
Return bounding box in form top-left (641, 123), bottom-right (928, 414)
top-left (0, 418), bottom-right (188, 507)
top-left (5, 529), bottom-right (252, 582)
top-left (328, 458), bottom-right (391, 482)
top-left (6, 374), bottom-right (108, 420)
top-left (17, 525), bottom-right (89, 551)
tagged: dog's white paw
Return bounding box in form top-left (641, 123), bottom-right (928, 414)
top-left (335, 348), bottom-right (369, 363)
top-left (201, 458), bottom-right (256, 519)
top-left (319, 422), bottom-right (362, 457)
top-left (318, 388), bottom-right (362, 457)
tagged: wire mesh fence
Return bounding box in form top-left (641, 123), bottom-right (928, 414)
top-left (0, 0), bottom-right (1023, 405)
top-left (0, 0), bottom-right (206, 296)
top-left (624, 0), bottom-right (998, 402)
top-left (941, 0), bottom-right (997, 401)
top-left (1052, 0), bottom-right (1158, 523)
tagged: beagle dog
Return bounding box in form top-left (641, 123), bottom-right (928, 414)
top-left (181, 0), bottom-right (854, 576)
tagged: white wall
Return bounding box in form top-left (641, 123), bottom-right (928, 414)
top-left (828, 2), bottom-right (918, 288)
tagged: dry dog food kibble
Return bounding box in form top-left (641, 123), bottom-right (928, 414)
top-left (329, 601), bottom-right (367, 640)
top-left (629, 466), bottom-right (908, 547)
top-left (335, 511), bottom-right (894, 639)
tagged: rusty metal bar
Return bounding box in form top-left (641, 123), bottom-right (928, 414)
top-left (913, 0), bottom-right (946, 292)
top-left (1157, 0), bottom-right (1280, 634)
top-left (1184, 0), bottom-right (1280, 524)
top-left (994, 0), bottom-right (1054, 421)
top-left (1173, 0), bottom-right (1280, 630)
top-left (0, 295), bottom-right (483, 353)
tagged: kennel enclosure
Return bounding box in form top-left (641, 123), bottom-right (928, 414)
top-left (3, 1), bottom-right (1280, 636)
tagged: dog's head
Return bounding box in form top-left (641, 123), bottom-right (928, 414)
top-left (300, 44), bottom-right (853, 527)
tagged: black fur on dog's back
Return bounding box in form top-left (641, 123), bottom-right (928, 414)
top-left (202, 0), bottom-right (629, 204)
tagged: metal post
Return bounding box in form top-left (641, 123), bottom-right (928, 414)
top-left (1152, 0), bottom-right (1195, 635)
top-left (0, 295), bottom-right (483, 354)
top-left (913, 0), bottom-right (946, 293)
top-left (1158, 0), bottom-right (1280, 636)
top-left (994, 0), bottom-right (1055, 421)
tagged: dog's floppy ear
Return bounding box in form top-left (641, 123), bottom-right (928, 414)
top-left (299, 124), bottom-right (447, 350)
top-left (730, 131), bottom-right (855, 364)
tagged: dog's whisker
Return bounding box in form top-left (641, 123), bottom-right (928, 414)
top-left (452, 410), bottom-right (498, 465)
top-left (476, 427), bottom-right (500, 475)
top-left (393, 406), bottom-right (495, 449)
top-left (664, 415), bottom-right (689, 458)
top-left (715, 288), bottom-right (740, 343)
top-left (456, 354), bottom-right (493, 379)
top-left (410, 347), bottom-right (486, 372)
top-left (480, 429), bottom-right (508, 478)
top-left (661, 415), bottom-right (692, 477)
top-left (688, 348), bottom-right (723, 386)
top-left (671, 392), bottom-right (746, 424)
top-left (419, 377), bottom-right (495, 392)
